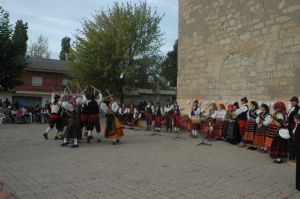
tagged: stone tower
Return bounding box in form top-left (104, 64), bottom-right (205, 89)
top-left (177, 0), bottom-right (300, 112)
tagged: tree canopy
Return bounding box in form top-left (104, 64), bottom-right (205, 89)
top-left (59, 36), bottom-right (71, 60)
top-left (28, 34), bottom-right (51, 58)
top-left (69, 1), bottom-right (164, 102)
top-left (0, 7), bottom-right (28, 91)
top-left (160, 39), bottom-right (178, 88)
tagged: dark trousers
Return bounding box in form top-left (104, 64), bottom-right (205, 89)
top-left (87, 118), bottom-right (100, 132)
top-left (165, 113), bottom-right (172, 131)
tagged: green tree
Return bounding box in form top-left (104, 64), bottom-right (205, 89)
top-left (0, 7), bottom-right (28, 91)
top-left (59, 36), bottom-right (71, 60)
top-left (28, 34), bottom-right (50, 58)
top-left (160, 39), bottom-right (178, 88)
top-left (69, 1), bottom-right (164, 102)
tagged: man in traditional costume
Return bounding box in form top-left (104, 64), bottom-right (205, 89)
top-left (86, 94), bottom-right (102, 143)
top-left (43, 93), bottom-right (62, 140)
top-left (235, 97), bottom-right (249, 147)
top-left (154, 102), bottom-right (163, 132)
top-left (145, 101), bottom-right (154, 131)
top-left (164, 99), bottom-right (174, 132)
top-left (190, 100), bottom-right (202, 138)
top-left (173, 101), bottom-right (181, 134)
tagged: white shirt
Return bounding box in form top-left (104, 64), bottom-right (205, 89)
top-left (236, 104), bottom-right (248, 116)
top-left (189, 107), bottom-right (202, 118)
top-left (216, 109), bottom-right (227, 120)
top-left (210, 110), bottom-right (218, 119)
top-left (256, 113), bottom-right (272, 126)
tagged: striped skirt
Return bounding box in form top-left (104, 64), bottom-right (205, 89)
top-left (214, 118), bottom-right (224, 138)
top-left (253, 126), bottom-right (267, 146)
top-left (243, 119), bottom-right (257, 142)
top-left (265, 120), bottom-right (280, 148)
top-left (203, 117), bottom-right (214, 138)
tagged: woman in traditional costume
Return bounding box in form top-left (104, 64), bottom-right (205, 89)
top-left (100, 99), bottom-right (124, 145)
top-left (253, 104), bottom-right (271, 152)
top-left (204, 103), bottom-right (218, 140)
top-left (226, 102), bottom-right (240, 144)
top-left (245, 101), bottom-right (260, 150)
top-left (145, 101), bottom-right (154, 131)
top-left (173, 101), bottom-right (181, 133)
top-left (154, 102), bottom-right (163, 132)
top-left (270, 101), bottom-right (289, 164)
top-left (293, 114), bottom-right (300, 190)
top-left (61, 101), bottom-right (81, 148)
top-left (214, 104), bottom-right (227, 140)
top-left (235, 97), bottom-right (249, 147)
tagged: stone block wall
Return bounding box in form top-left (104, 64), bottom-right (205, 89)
top-left (177, 0), bottom-right (300, 114)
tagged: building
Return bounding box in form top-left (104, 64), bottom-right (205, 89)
top-left (177, 0), bottom-right (300, 113)
top-left (1, 57), bottom-right (68, 107)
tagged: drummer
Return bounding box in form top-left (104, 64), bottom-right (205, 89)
top-left (189, 100), bottom-right (203, 138)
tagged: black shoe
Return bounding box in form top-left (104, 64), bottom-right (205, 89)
top-left (97, 139), bottom-right (101, 143)
top-left (61, 142), bottom-right (67, 146)
top-left (43, 133), bottom-right (48, 140)
top-left (71, 144), bottom-right (79, 148)
top-left (116, 139), bottom-right (120, 144)
top-left (273, 159), bottom-right (283, 164)
top-left (87, 136), bottom-right (92, 143)
top-left (54, 136), bottom-right (59, 140)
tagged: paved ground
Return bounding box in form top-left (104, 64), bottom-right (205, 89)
top-left (0, 123), bottom-right (299, 199)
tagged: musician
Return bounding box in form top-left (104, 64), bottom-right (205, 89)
top-left (205, 103), bottom-right (218, 139)
top-left (100, 98), bottom-right (124, 145)
top-left (145, 101), bottom-right (155, 131)
top-left (270, 101), bottom-right (289, 164)
top-left (214, 104), bottom-right (227, 140)
top-left (61, 101), bottom-right (81, 148)
top-left (294, 114), bottom-right (300, 191)
top-left (245, 101), bottom-right (260, 150)
top-left (164, 99), bottom-right (174, 132)
top-left (189, 100), bottom-right (202, 138)
top-left (154, 102), bottom-right (163, 132)
top-left (173, 101), bottom-right (181, 133)
top-left (288, 96), bottom-right (299, 162)
top-left (133, 107), bottom-right (142, 127)
top-left (253, 104), bottom-right (271, 153)
top-left (235, 97), bottom-right (249, 147)
top-left (43, 93), bottom-right (62, 140)
top-left (86, 94), bottom-right (102, 143)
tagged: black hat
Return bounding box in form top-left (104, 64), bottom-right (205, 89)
top-left (233, 101), bottom-right (239, 108)
top-left (290, 96), bottom-right (299, 103)
top-left (241, 97), bottom-right (248, 103)
top-left (260, 103), bottom-right (270, 112)
top-left (54, 95), bottom-right (60, 100)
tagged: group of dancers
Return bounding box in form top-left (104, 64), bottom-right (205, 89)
top-left (42, 88), bottom-right (123, 147)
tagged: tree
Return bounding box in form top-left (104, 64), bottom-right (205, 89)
top-left (0, 7), bottom-right (28, 91)
top-left (59, 36), bottom-right (71, 60)
top-left (28, 34), bottom-right (51, 58)
top-left (69, 1), bottom-right (164, 102)
top-left (160, 39), bottom-right (178, 88)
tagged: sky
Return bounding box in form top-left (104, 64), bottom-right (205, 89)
top-left (0, 0), bottom-right (178, 59)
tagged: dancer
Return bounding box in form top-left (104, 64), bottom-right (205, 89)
top-left (154, 102), bottom-right (163, 132)
top-left (173, 101), bottom-right (181, 133)
top-left (86, 93), bottom-right (102, 143)
top-left (164, 99), bottom-right (174, 132)
top-left (190, 100), bottom-right (202, 138)
top-left (43, 93), bottom-right (61, 140)
top-left (145, 101), bottom-right (154, 131)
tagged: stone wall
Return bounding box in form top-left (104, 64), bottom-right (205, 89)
top-left (177, 0), bottom-right (300, 114)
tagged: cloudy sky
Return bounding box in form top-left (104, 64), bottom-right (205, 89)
top-left (0, 0), bottom-right (178, 59)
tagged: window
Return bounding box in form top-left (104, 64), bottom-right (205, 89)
top-left (32, 76), bottom-right (43, 86)
top-left (62, 78), bottom-right (69, 86)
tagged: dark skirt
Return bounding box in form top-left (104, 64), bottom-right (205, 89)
top-left (65, 116), bottom-right (81, 139)
top-left (226, 121), bottom-right (240, 144)
top-left (270, 136), bottom-right (289, 159)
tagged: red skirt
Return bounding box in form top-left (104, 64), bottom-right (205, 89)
top-left (265, 120), bottom-right (280, 148)
top-left (173, 113), bottom-right (180, 128)
top-left (239, 119), bottom-right (247, 128)
top-left (80, 114), bottom-right (89, 127)
top-left (253, 126), bottom-right (267, 146)
top-left (145, 112), bottom-right (153, 123)
top-left (243, 119), bottom-right (256, 142)
top-left (155, 115), bottom-right (162, 127)
top-left (214, 119), bottom-right (224, 137)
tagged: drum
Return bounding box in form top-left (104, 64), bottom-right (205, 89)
top-left (191, 115), bottom-right (201, 124)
